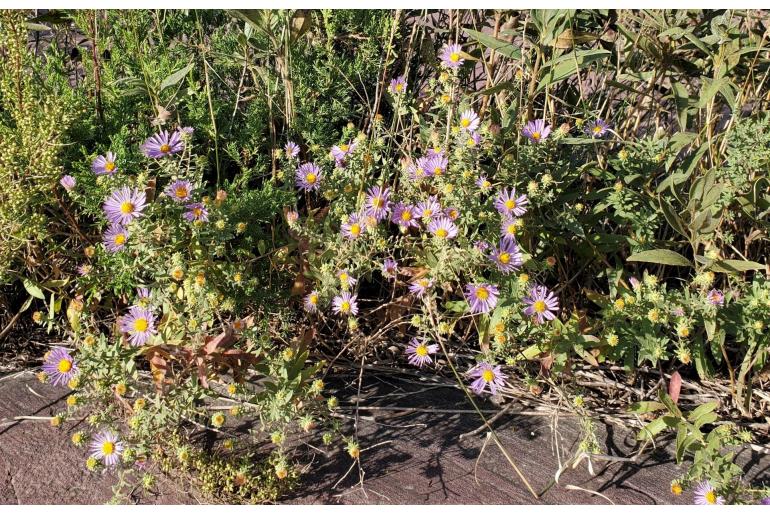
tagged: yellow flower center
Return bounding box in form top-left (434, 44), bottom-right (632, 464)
top-left (340, 301), bottom-right (351, 313)
top-left (395, 83), bottom-right (403, 92)
top-left (160, 144), bottom-right (171, 153)
top-left (461, 118), bottom-right (471, 128)
top-left (105, 161), bottom-right (116, 172)
top-left (449, 52), bottom-right (460, 62)
top-left (193, 208), bottom-right (202, 217)
top-left (372, 197), bottom-right (384, 208)
top-left (350, 223), bottom-right (361, 236)
top-left (434, 167), bottom-right (443, 175)
top-left (102, 441), bottom-right (115, 455)
top-left (705, 491), bottom-right (717, 504)
top-left (415, 168), bottom-right (425, 177)
top-left (114, 234), bottom-right (126, 245)
top-left (175, 186), bottom-right (188, 198)
top-left (120, 201), bottom-right (134, 214)
top-left (305, 173), bottom-right (317, 184)
top-left (482, 181), bottom-right (490, 188)
top-left (172, 269), bottom-right (184, 280)
top-left (533, 300), bottom-right (547, 313)
top-left (476, 287), bottom-right (489, 300)
top-left (435, 228), bottom-right (448, 238)
top-left (415, 344), bottom-right (429, 357)
top-left (499, 253), bottom-right (510, 264)
top-left (506, 224), bottom-right (517, 235)
top-left (133, 318), bottom-right (148, 332)
top-left (593, 126), bottom-right (602, 134)
top-left (309, 294), bottom-right (318, 305)
top-left (339, 273), bottom-right (348, 283)
top-left (419, 279), bottom-right (429, 287)
top-left (532, 131), bottom-right (541, 141)
top-left (340, 144), bottom-right (349, 152)
top-left (57, 359), bottom-right (72, 373)
top-left (505, 199), bottom-right (516, 210)
top-left (422, 209), bottom-right (433, 218)
top-left (481, 369), bottom-right (495, 382)
top-left (401, 211), bottom-right (413, 221)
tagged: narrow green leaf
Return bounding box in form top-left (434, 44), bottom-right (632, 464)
top-left (160, 62), bottom-right (194, 91)
top-left (627, 249), bottom-right (692, 267)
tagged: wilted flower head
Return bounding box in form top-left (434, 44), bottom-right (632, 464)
top-left (332, 292), bottom-right (358, 316)
top-left (286, 210), bottom-right (299, 224)
top-left (304, 291), bottom-right (320, 313)
top-left (444, 206), bottom-right (460, 221)
top-left (693, 481), bottom-right (724, 505)
top-left (102, 224), bottom-right (129, 253)
top-left (92, 151), bottom-right (118, 175)
top-left (382, 258), bottom-right (398, 279)
top-left (523, 285), bottom-right (560, 323)
top-left (458, 109), bottom-right (480, 132)
top-left (469, 362), bottom-right (507, 395)
top-left (164, 179), bottom-right (193, 203)
top-left (428, 216), bottom-right (458, 240)
top-left (119, 306), bottom-right (157, 346)
top-left (365, 186), bottom-right (391, 221)
top-left (103, 186), bottom-right (147, 225)
top-left (465, 283), bottom-right (499, 314)
top-left (522, 119), bottom-right (552, 144)
top-left (585, 119), bottom-right (610, 138)
top-left (284, 141), bottom-right (300, 159)
top-left (42, 347), bottom-right (78, 387)
top-left (296, 162), bottom-right (322, 192)
top-left (388, 75), bottom-right (407, 95)
top-left (494, 187), bottom-right (529, 217)
top-left (60, 175), bottom-right (76, 191)
top-left (141, 129), bottom-right (184, 158)
top-left (707, 289), bottom-right (724, 307)
top-left (489, 239), bottom-right (523, 273)
top-left (405, 338), bottom-right (439, 368)
top-left (89, 430), bottom-right (124, 468)
top-left (409, 277), bottom-right (433, 297)
top-left (391, 202), bottom-right (420, 228)
top-left (183, 202), bottom-right (209, 223)
top-left (439, 43), bottom-right (464, 69)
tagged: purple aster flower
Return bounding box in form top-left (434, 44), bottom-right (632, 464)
top-left (102, 224), bottom-right (129, 253)
top-left (439, 43), bottom-right (464, 69)
top-left (331, 141), bottom-right (357, 165)
top-left (391, 202), bottom-right (420, 229)
top-left (60, 175), bottom-right (76, 192)
top-left (77, 264), bottom-right (92, 276)
top-left (426, 147), bottom-right (445, 158)
top-left (466, 132), bottom-right (482, 147)
top-left (488, 239), bottom-right (523, 273)
top-left (707, 289), bottom-right (724, 307)
top-left (693, 481), bottom-right (724, 505)
top-left (183, 202), bottom-right (208, 223)
top-left (332, 292), bottom-right (358, 316)
top-left (164, 179), bottom-right (193, 203)
top-left (444, 206), bottom-right (460, 221)
top-left (476, 175), bottom-right (492, 191)
top-left (41, 347), bottom-right (77, 387)
top-left (295, 162), bottom-right (322, 192)
top-left (136, 288), bottom-right (151, 306)
top-left (382, 258), bottom-right (398, 279)
top-left (89, 430), bottom-right (124, 468)
top-left (465, 283), bottom-right (499, 314)
top-left (141, 129), bottom-right (184, 158)
top-left (337, 270), bottom-right (357, 289)
top-left (405, 338), bottom-right (439, 368)
top-left (102, 186), bottom-right (147, 225)
top-left (500, 216), bottom-right (520, 241)
top-left (407, 157), bottom-right (431, 180)
top-left (585, 119), bottom-right (610, 138)
top-left (284, 141), bottom-right (300, 159)
top-left (522, 120), bottom-right (552, 144)
top-left (365, 186), bottom-right (392, 221)
top-left (119, 305), bottom-right (157, 346)
top-left (459, 109), bottom-right (480, 132)
top-left (408, 277), bottom-right (433, 297)
top-left (341, 212), bottom-right (366, 240)
top-left (474, 240), bottom-right (491, 252)
top-left (428, 216), bottom-right (458, 240)
top-left (416, 196), bottom-right (442, 221)
top-left (92, 151), bottom-right (118, 175)
top-left (494, 187), bottom-right (529, 217)
top-left (760, 498), bottom-right (770, 505)
top-left (180, 126), bottom-right (194, 135)
top-left (523, 285), bottom-right (560, 323)
top-left (388, 75), bottom-right (407, 95)
top-left (426, 155), bottom-right (448, 177)
top-left (469, 362), bottom-right (507, 395)
top-left (304, 290), bottom-right (320, 313)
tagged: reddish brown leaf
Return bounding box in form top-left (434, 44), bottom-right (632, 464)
top-left (669, 371), bottom-right (682, 404)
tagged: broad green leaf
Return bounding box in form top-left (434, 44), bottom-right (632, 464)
top-left (23, 278), bottom-right (45, 300)
top-left (628, 401), bottom-right (665, 414)
top-left (537, 49), bottom-right (611, 92)
top-left (708, 259), bottom-right (766, 273)
top-left (463, 29), bottom-right (521, 60)
top-left (659, 198), bottom-right (688, 238)
top-left (627, 249), bottom-right (692, 267)
top-left (160, 63), bottom-right (194, 91)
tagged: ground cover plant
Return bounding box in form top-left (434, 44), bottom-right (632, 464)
top-left (1, 8), bottom-right (770, 504)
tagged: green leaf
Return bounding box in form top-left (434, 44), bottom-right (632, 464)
top-left (708, 259), bottom-right (765, 273)
top-left (160, 63), bottom-right (194, 91)
top-left (637, 417), bottom-right (668, 441)
top-left (628, 401), bottom-right (665, 414)
top-left (537, 49), bottom-right (611, 92)
top-left (464, 29), bottom-right (521, 60)
top-left (23, 278), bottom-right (45, 300)
top-left (659, 197), bottom-right (688, 239)
top-left (627, 249), bottom-right (692, 267)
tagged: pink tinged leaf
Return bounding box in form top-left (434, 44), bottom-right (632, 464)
top-left (668, 371), bottom-right (682, 404)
